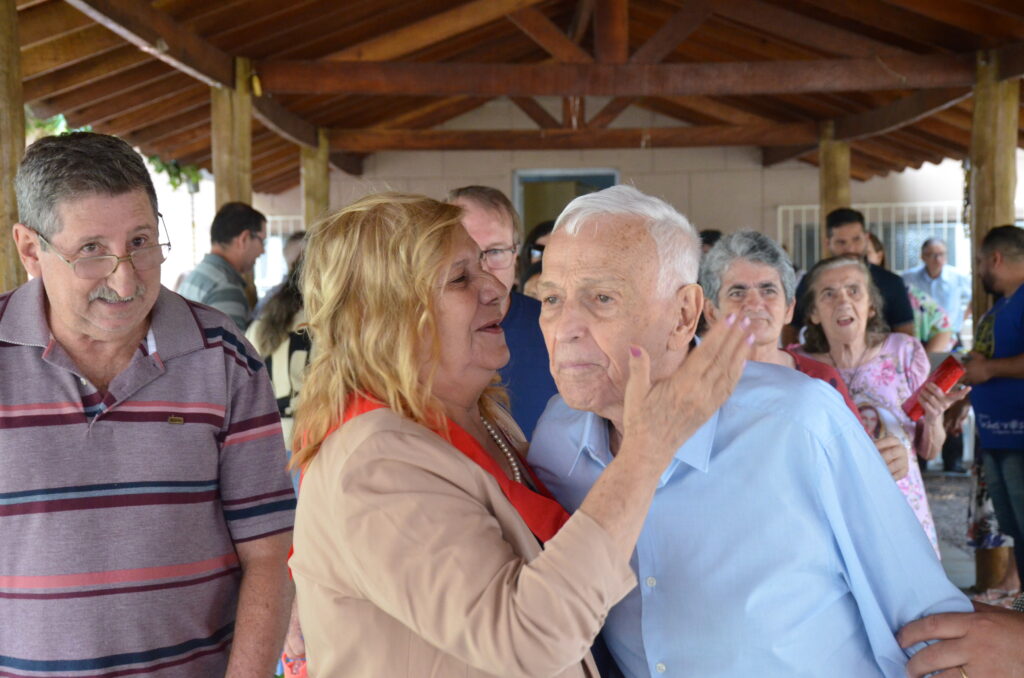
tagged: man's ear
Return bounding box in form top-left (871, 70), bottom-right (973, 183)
top-left (12, 224), bottom-right (42, 278)
top-left (702, 296), bottom-right (720, 326)
top-left (668, 283), bottom-right (704, 351)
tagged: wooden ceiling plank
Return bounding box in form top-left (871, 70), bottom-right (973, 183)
top-left (965, 0), bottom-right (1024, 21)
top-left (833, 87), bottom-right (973, 140)
top-left (594, 0), bottom-right (628, 63)
top-left (21, 45), bottom-right (148, 101)
top-left (998, 41), bottom-right (1024, 80)
top-left (507, 7), bottom-right (593, 63)
top-left (797, 0), bottom-right (986, 51)
top-left (91, 85), bottom-right (208, 137)
top-left (878, 0), bottom-right (1024, 41)
top-left (510, 96), bottom-right (561, 128)
top-left (252, 97), bottom-right (318, 149)
top-left (18, 1), bottom-right (93, 48)
top-left (588, 98), bottom-right (634, 128)
top-left (144, 120), bottom-right (210, 154)
top-left (258, 52), bottom-right (977, 97)
top-left (711, 0), bottom-right (910, 58)
top-left (126, 106), bottom-right (210, 145)
top-left (328, 123), bottom-right (819, 152)
top-left (762, 145), bottom-right (815, 166)
top-left (329, 152), bottom-right (365, 176)
top-left (70, 72), bottom-right (195, 127)
top-left (63, 0), bottom-right (233, 87)
top-left (20, 24), bottom-right (125, 80)
top-left (325, 0), bottom-right (546, 61)
top-left (568, 0), bottom-right (595, 43)
top-left (32, 61), bottom-right (173, 116)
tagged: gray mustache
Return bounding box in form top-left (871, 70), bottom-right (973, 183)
top-left (89, 284), bottom-right (146, 303)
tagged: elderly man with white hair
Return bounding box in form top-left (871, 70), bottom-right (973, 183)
top-left (527, 186), bottom-right (971, 678)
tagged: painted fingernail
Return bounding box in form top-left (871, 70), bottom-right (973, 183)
top-left (726, 313), bottom-right (736, 326)
top-left (630, 345), bottom-right (641, 358)
top-left (747, 333), bottom-right (755, 345)
top-left (740, 316), bottom-right (751, 328)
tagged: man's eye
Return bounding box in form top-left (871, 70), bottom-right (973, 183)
top-left (80, 243), bottom-right (100, 255)
top-left (596, 294), bottom-right (612, 303)
top-left (729, 290), bottom-right (744, 298)
top-left (542, 295), bottom-right (560, 306)
top-left (130, 236), bottom-right (149, 249)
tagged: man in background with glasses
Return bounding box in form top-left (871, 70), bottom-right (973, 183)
top-left (449, 185), bottom-right (556, 439)
top-left (2, 133), bottom-right (294, 678)
top-left (178, 201), bottom-right (266, 331)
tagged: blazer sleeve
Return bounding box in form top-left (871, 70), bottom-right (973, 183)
top-left (330, 428), bottom-right (635, 678)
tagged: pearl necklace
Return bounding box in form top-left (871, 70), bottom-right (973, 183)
top-left (480, 416), bottom-right (523, 484)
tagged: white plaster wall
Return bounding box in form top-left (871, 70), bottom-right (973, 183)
top-left (253, 98), bottom-right (1024, 232)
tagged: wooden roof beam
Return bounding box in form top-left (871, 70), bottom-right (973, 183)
top-left (594, 0), bottom-right (629, 64)
top-left (325, 0), bottom-right (546, 61)
top-left (328, 123), bottom-right (818, 152)
top-left (18, 1), bottom-right (93, 48)
top-left (510, 97), bottom-right (561, 128)
top-left (833, 87), bottom-right (973, 140)
top-left (20, 24), bottom-right (125, 80)
top-left (257, 52), bottom-right (977, 97)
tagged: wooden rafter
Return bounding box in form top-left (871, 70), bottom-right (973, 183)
top-left (833, 87), bottom-right (972, 140)
top-left (256, 52), bottom-right (977, 97)
top-left (510, 97), bottom-right (561, 128)
top-left (507, 7), bottom-right (593, 63)
top-left (594, 0), bottom-right (628, 63)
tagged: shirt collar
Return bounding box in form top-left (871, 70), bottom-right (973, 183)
top-left (0, 278), bottom-right (51, 347)
top-left (566, 406), bottom-right (720, 486)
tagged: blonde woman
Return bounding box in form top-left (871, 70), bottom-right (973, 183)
top-left (288, 193), bottom-right (751, 677)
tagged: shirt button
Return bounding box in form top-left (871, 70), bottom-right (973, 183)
top-left (655, 662), bottom-right (667, 673)
top-left (646, 576), bottom-right (657, 588)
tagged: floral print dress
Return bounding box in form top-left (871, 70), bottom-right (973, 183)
top-left (797, 333), bottom-right (939, 557)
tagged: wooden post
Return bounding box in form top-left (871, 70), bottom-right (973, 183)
top-left (819, 120), bottom-right (851, 256)
top-left (1, 0), bottom-right (26, 292)
top-left (211, 57), bottom-right (252, 208)
top-left (969, 50), bottom-right (1019, 323)
top-left (301, 128), bottom-right (330, 228)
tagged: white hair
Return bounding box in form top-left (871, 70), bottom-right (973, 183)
top-left (553, 185), bottom-right (700, 296)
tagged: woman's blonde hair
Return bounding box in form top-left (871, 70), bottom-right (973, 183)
top-left (292, 192), bottom-right (504, 468)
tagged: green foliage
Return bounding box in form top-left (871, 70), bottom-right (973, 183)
top-left (24, 107), bottom-right (92, 143)
top-left (148, 156), bottom-right (202, 193)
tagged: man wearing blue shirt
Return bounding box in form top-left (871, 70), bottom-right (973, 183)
top-left (529, 186), bottom-right (970, 678)
top-left (903, 238), bottom-right (972, 339)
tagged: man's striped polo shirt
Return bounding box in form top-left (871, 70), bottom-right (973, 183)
top-left (0, 279), bottom-right (296, 677)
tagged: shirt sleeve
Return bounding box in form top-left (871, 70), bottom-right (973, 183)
top-left (333, 430), bottom-right (636, 678)
top-left (218, 343), bottom-right (296, 543)
top-left (903, 335), bottom-right (931, 393)
top-left (811, 416), bottom-right (972, 677)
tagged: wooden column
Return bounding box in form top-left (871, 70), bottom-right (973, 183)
top-left (818, 121), bottom-right (851, 256)
top-left (1, 0), bottom-right (26, 292)
top-left (211, 57), bottom-right (252, 208)
top-left (301, 128), bottom-right (329, 227)
top-left (969, 50), bottom-right (1019, 322)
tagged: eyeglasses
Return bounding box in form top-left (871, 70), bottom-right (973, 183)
top-left (480, 245), bottom-right (518, 270)
top-left (35, 215), bottom-right (172, 280)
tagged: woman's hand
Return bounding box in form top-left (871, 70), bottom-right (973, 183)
top-left (919, 382), bottom-right (971, 424)
top-left (622, 314), bottom-right (753, 468)
top-left (874, 435), bottom-right (909, 481)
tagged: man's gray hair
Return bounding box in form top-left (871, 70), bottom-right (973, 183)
top-left (16, 132), bottom-right (158, 239)
top-left (700, 230), bottom-right (797, 307)
top-left (921, 237), bottom-right (945, 252)
top-left (553, 185), bottom-right (699, 296)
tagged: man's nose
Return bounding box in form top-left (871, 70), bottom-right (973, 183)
top-left (106, 256), bottom-right (138, 297)
top-left (551, 298), bottom-right (586, 342)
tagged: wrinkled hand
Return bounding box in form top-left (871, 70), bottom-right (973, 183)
top-left (898, 602), bottom-right (1024, 677)
top-left (874, 435), bottom-right (909, 481)
top-left (623, 314), bottom-right (752, 467)
top-left (963, 352), bottom-right (993, 386)
top-left (920, 382), bottom-right (971, 425)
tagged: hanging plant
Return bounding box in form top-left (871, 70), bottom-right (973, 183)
top-left (148, 156), bottom-right (202, 193)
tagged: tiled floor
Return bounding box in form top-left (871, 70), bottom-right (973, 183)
top-left (924, 470), bottom-right (975, 590)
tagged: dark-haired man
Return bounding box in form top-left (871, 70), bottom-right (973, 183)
top-left (900, 224), bottom-right (1024, 678)
top-left (3, 133), bottom-right (294, 677)
top-left (783, 208), bottom-right (914, 345)
top-left (179, 202), bottom-right (267, 331)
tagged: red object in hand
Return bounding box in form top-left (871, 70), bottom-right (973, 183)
top-left (902, 355), bottom-right (966, 422)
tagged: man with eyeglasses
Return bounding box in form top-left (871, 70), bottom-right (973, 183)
top-left (177, 201), bottom-right (266, 331)
top-left (449, 185), bottom-right (557, 438)
top-left (2, 133), bottom-right (295, 678)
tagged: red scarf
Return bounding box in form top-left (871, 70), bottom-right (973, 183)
top-left (339, 395), bottom-right (570, 542)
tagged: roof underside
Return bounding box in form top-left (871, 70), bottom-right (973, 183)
top-left (15, 0), bottom-right (1024, 193)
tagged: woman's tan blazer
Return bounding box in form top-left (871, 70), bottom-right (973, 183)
top-left (290, 407), bottom-right (635, 677)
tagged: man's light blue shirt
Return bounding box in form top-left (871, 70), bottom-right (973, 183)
top-left (902, 265), bottom-right (972, 334)
top-left (528, 362), bottom-right (970, 678)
